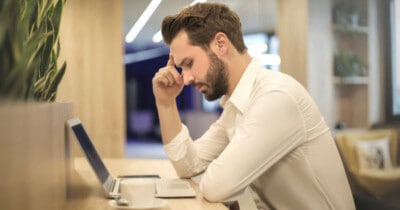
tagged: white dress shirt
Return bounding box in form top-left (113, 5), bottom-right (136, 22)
top-left (164, 59), bottom-right (355, 210)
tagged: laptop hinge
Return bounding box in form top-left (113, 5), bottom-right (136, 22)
top-left (109, 178), bottom-right (121, 198)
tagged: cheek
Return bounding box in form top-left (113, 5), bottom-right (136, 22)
top-left (193, 59), bottom-right (211, 79)
top-left (195, 66), bottom-right (209, 81)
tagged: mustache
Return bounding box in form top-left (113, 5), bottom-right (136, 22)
top-left (192, 82), bottom-right (208, 88)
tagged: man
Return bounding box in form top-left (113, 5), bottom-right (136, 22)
top-left (152, 2), bottom-right (355, 210)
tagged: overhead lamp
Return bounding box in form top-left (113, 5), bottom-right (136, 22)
top-left (125, 0), bottom-right (162, 43)
top-left (190, 0), bottom-right (206, 6)
top-left (152, 31), bottom-right (162, 43)
top-left (152, 0), bottom-right (207, 43)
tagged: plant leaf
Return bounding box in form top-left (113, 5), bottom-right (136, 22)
top-left (0, 0), bottom-right (67, 102)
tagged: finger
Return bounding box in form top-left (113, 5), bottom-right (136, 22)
top-left (160, 65), bottom-right (182, 85)
top-left (154, 68), bottom-right (179, 86)
top-left (166, 54), bottom-right (175, 67)
top-left (163, 71), bottom-right (176, 86)
top-left (168, 67), bottom-right (183, 84)
top-left (153, 72), bottom-right (169, 86)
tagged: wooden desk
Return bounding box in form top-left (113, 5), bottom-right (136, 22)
top-left (67, 157), bottom-right (228, 210)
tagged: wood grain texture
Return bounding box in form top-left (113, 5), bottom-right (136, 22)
top-left (277, 0), bottom-right (308, 87)
top-left (0, 102), bottom-right (73, 210)
top-left (66, 158), bottom-right (229, 210)
top-left (57, 0), bottom-right (125, 158)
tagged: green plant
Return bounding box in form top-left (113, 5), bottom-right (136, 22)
top-left (334, 51), bottom-right (367, 77)
top-left (0, 0), bottom-right (66, 102)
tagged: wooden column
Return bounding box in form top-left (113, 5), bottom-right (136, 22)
top-left (277, 0), bottom-right (308, 87)
top-left (277, 0), bottom-right (334, 128)
top-left (57, 0), bottom-right (125, 157)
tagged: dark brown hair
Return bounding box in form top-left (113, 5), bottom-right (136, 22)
top-left (161, 3), bottom-right (247, 53)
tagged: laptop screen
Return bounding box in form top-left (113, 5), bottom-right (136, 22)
top-left (68, 118), bottom-right (110, 184)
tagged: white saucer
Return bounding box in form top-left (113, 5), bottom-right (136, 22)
top-left (109, 198), bottom-right (167, 210)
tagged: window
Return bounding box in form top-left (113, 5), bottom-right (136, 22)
top-left (385, 0), bottom-right (400, 122)
top-left (243, 33), bottom-right (280, 71)
top-left (202, 33), bottom-right (280, 112)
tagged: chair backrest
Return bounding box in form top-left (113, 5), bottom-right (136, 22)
top-left (335, 129), bottom-right (398, 172)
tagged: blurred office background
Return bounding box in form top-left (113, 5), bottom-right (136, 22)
top-left (56, 0), bottom-right (398, 164)
top-left (54, 0), bottom-right (399, 206)
top-left (124, 1), bottom-right (279, 134)
top-left (123, 0), bottom-right (280, 158)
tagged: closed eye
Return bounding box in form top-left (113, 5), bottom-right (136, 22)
top-left (183, 60), bottom-right (193, 68)
top-left (177, 58), bottom-right (193, 70)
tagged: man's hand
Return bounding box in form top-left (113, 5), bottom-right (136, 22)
top-left (152, 55), bottom-right (184, 107)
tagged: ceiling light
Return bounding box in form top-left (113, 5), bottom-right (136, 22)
top-left (152, 31), bottom-right (162, 43)
top-left (190, 0), bottom-right (207, 6)
top-left (125, 0), bottom-right (162, 43)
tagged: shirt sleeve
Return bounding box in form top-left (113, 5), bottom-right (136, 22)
top-left (163, 122), bottom-right (230, 178)
top-left (163, 124), bottom-right (191, 161)
top-left (163, 88), bottom-right (314, 203)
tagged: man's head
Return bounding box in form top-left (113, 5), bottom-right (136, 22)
top-left (161, 2), bottom-right (246, 53)
top-left (168, 30), bottom-right (229, 101)
top-left (161, 3), bottom-right (247, 101)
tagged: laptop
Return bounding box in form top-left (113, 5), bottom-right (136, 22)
top-left (67, 118), bottom-right (196, 199)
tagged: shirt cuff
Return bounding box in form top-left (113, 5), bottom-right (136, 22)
top-left (163, 124), bottom-right (190, 161)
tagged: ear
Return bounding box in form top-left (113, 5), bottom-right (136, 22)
top-left (212, 32), bottom-right (229, 56)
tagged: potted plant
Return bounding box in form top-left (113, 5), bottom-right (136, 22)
top-left (0, 0), bottom-right (66, 102)
top-left (0, 1), bottom-right (73, 209)
top-left (334, 51), bottom-right (368, 78)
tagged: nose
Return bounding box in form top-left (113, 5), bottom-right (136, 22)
top-left (182, 71), bottom-right (195, 85)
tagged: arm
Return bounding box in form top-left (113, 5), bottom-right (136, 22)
top-left (164, 120), bottom-right (230, 178)
top-left (152, 55), bottom-right (184, 144)
top-left (200, 91), bottom-right (306, 202)
top-left (155, 56), bottom-right (230, 178)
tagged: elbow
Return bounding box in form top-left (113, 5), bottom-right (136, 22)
top-left (200, 184), bottom-right (225, 202)
top-left (199, 172), bottom-right (247, 202)
top-left (199, 179), bottom-right (236, 202)
top-left (174, 169), bottom-right (194, 179)
top-left (176, 172), bottom-right (192, 179)
top-left (173, 165), bottom-right (203, 179)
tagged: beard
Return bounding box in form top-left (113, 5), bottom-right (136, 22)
top-left (199, 52), bottom-right (229, 101)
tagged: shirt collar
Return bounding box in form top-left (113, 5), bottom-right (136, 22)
top-left (220, 58), bottom-right (261, 113)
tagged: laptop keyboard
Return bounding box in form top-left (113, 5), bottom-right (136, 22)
top-left (155, 179), bottom-right (196, 198)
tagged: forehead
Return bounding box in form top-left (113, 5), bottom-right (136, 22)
top-left (170, 30), bottom-right (206, 64)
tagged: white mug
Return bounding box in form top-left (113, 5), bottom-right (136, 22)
top-left (120, 178), bottom-right (156, 206)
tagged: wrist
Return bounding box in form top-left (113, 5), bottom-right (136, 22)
top-left (155, 99), bottom-right (177, 110)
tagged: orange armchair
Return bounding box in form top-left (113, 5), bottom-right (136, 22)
top-left (335, 129), bottom-right (400, 198)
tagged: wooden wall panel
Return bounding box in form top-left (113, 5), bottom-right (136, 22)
top-left (57, 0), bottom-right (125, 157)
top-left (277, 0), bottom-right (308, 87)
top-left (0, 102), bottom-right (73, 210)
top-left (335, 85), bottom-right (369, 128)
